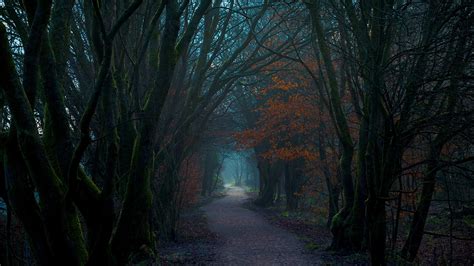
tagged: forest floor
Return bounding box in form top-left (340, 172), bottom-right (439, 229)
top-left (243, 192), bottom-right (369, 265)
top-left (159, 187), bottom-right (368, 265)
top-left (159, 187), bottom-right (473, 265)
top-left (244, 191), bottom-right (474, 265)
top-left (202, 186), bottom-right (317, 265)
top-left (158, 192), bottom-right (225, 264)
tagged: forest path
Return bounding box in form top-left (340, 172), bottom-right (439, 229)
top-left (202, 186), bottom-right (317, 265)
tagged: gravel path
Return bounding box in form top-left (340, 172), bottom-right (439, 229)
top-left (202, 187), bottom-right (317, 265)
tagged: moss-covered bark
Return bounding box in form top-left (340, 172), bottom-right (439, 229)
top-left (1, 0), bottom-right (145, 262)
top-left (4, 131), bottom-right (54, 264)
top-left (306, 2), bottom-right (359, 251)
top-left (112, 2), bottom-right (180, 262)
top-left (112, 132), bottom-right (154, 263)
top-left (1, 20), bottom-right (89, 265)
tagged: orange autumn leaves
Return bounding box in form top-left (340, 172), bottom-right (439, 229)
top-left (235, 65), bottom-right (330, 163)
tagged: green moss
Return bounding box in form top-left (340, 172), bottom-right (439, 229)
top-left (66, 207), bottom-right (89, 264)
top-left (345, 211), bottom-right (364, 247)
top-left (463, 215), bottom-right (474, 228)
top-left (305, 242), bottom-right (320, 250)
top-left (427, 215), bottom-right (444, 226)
top-left (112, 136), bottom-right (155, 263)
top-left (42, 105), bottom-right (63, 176)
top-left (330, 211), bottom-right (344, 231)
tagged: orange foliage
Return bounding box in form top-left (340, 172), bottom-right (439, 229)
top-left (235, 60), bottom-right (336, 179)
top-left (234, 58), bottom-right (347, 208)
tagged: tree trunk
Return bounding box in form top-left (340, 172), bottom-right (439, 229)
top-left (367, 197), bottom-right (386, 265)
top-left (346, 111), bottom-right (369, 250)
top-left (112, 2), bottom-right (181, 262)
top-left (284, 162), bottom-right (299, 210)
top-left (256, 161), bottom-right (278, 207)
top-left (401, 147), bottom-right (441, 261)
top-left (306, 2), bottom-right (356, 250)
top-left (329, 145), bottom-right (354, 250)
top-left (111, 130), bottom-right (154, 263)
top-left (327, 185), bottom-right (340, 228)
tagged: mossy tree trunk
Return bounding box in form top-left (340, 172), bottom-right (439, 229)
top-left (112, 1), bottom-right (211, 262)
top-left (316, 121), bottom-right (341, 227)
top-left (0, 0), bottom-right (144, 264)
top-left (306, 1), bottom-right (359, 251)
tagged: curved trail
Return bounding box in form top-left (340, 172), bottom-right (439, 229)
top-left (202, 187), bottom-right (316, 265)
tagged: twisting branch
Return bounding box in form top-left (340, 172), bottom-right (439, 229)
top-left (128, 0), bottom-right (166, 95)
top-left (176, 0), bottom-right (213, 54)
top-left (22, 0), bottom-right (53, 104)
top-left (178, 0), bottom-right (190, 15)
top-left (108, 0), bottom-right (144, 39)
top-left (67, 0), bottom-right (143, 198)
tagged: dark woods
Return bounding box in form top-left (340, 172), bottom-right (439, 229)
top-left (0, 0), bottom-right (473, 265)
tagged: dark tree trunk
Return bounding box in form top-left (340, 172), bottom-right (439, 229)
top-left (255, 160), bottom-right (278, 207)
top-left (327, 185), bottom-right (340, 228)
top-left (284, 162), bottom-right (299, 210)
top-left (367, 197), bottom-right (387, 266)
top-left (401, 148), bottom-right (441, 261)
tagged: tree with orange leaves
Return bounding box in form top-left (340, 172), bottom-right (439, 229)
top-left (235, 60), bottom-right (340, 213)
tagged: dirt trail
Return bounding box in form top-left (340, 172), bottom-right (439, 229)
top-left (202, 187), bottom-right (317, 265)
